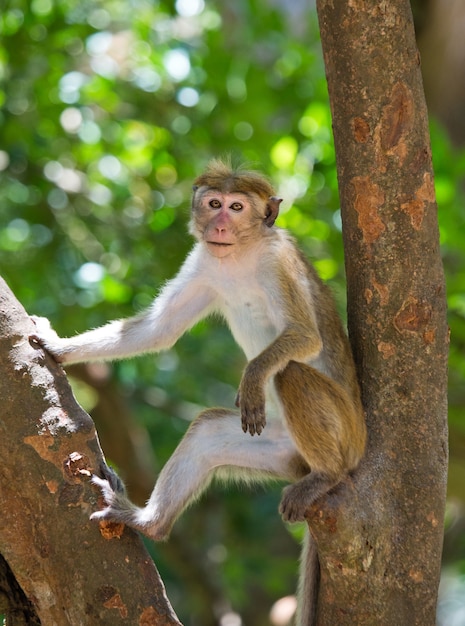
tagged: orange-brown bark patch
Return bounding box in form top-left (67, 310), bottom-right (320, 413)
top-left (140, 606), bottom-right (161, 626)
top-left (103, 593), bottom-right (128, 618)
top-left (353, 116), bottom-right (371, 143)
top-left (351, 176), bottom-right (386, 244)
top-left (97, 519), bottom-right (125, 540)
top-left (380, 82), bottom-right (414, 153)
top-left (64, 451), bottom-right (92, 481)
top-left (399, 172), bottom-right (435, 230)
top-left (377, 342), bottom-right (396, 359)
top-left (394, 296), bottom-right (432, 333)
top-left (373, 277), bottom-right (389, 306)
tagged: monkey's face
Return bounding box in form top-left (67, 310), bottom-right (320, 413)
top-left (190, 190), bottom-right (265, 258)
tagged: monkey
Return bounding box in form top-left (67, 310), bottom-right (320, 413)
top-left (31, 159), bottom-right (366, 625)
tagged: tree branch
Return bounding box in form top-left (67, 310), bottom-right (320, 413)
top-left (0, 276), bottom-right (182, 626)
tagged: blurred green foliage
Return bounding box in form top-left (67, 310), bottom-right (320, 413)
top-left (1, 0), bottom-right (464, 624)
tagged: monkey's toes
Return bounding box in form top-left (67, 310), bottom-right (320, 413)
top-left (96, 463), bottom-right (126, 494)
top-left (279, 501), bottom-right (306, 523)
top-left (91, 475), bottom-right (118, 507)
top-left (279, 486), bottom-right (308, 523)
top-left (90, 507), bottom-right (112, 522)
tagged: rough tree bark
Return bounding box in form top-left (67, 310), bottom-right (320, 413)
top-left (68, 363), bottom-right (228, 626)
top-left (308, 1), bottom-right (449, 625)
top-left (0, 277), bottom-right (182, 626)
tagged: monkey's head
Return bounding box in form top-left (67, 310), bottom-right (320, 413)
top-left (189, 159), bottom-right (282, 259)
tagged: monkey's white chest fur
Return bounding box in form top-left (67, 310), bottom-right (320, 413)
top-left (205, 254), bottom-right (285, 362)
top-left (221, 291), bottom-right (280, 361)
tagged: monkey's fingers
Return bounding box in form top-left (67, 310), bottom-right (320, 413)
top-left (29, 321), bottom-right (50, 352)
top-left (241, 407), bottom-right (266, 436)
top-left (29, 335), bottom-right (66, 363)
top-left (241, 410), bottom-right (252, 435)
top-left (253, 411), bottom-right (265, 436)
top-left (241, 409), bottom-right (256, 435)
top-left (29, 333), bottom-right (44, 348)
top-left (241, 414), bottom-right (250, 434)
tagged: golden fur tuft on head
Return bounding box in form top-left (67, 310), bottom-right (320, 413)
top-left (193, 158), bottom-right (275, 199)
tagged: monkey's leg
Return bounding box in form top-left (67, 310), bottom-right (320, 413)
top-left (126, 408), bottom-right (307, 540)
top-left (275, 360), bottom-right (359, 523)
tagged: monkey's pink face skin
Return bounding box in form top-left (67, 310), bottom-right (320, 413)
top-left (200, 192), bottom-right (253, 258)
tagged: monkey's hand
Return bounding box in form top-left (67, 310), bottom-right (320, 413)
top-left (237, 370), bottom-right (266, 436)
top-left (29, 316), bottom-right (68, 363)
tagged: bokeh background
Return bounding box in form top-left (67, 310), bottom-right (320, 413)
top-left (1, 1), bottom-right (464, 625)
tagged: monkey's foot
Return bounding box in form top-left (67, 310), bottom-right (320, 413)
top-left (90, 487), bottom-right (127, 524)
top-left (90, 476), bottom-right (122, 514)
top-left (279, 483), bottom-right (314, 523)
top-left (279, 473), bottom-right (340, 523)
top-left (90, 465), bottom-right (172, 542)
top-left (90, 464), bottom-right (135, 524)
top-left (91, 464), bottom-right (126, 499)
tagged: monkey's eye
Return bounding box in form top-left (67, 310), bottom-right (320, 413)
top-left (230, 202), bottom-right (243, 212)
top-left (209, 199), bottom-right (222, 209)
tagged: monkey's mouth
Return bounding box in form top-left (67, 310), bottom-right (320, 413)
top-left (207, 242), bottom-right (234, 247)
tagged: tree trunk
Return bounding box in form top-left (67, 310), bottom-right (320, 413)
top-left (309, 1), bottom-right (449, 624)
top-left (0, 277), bottom-right (182, 626)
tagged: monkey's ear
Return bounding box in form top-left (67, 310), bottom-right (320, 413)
top-left (264, 196), bottom-right (282, 227)
top-left (192, 185), bottom-right (199, 192)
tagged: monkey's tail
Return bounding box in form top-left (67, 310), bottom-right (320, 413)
top-left (296, 530), bottom-right (320, 626)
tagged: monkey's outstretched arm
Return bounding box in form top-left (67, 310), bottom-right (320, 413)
top-left (31, 251), bottom-right (217, 365)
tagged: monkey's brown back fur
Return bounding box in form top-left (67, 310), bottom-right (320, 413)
top-left (271, 236), bottom-right (365, 476)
